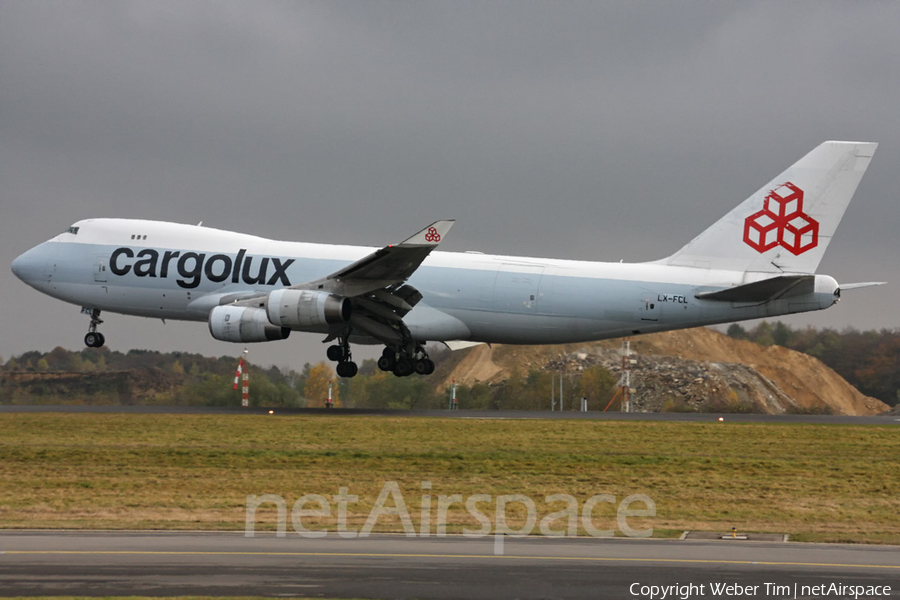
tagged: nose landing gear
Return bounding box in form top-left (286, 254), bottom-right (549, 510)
top-left (83, 308), bottom-right (105, 348)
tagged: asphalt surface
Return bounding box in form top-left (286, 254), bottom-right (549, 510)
top-left (2, 404), bottom-right (899, 424)
top-left (2, 531), bottom-right (898, 598)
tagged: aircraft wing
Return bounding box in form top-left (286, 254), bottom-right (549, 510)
top-left (307, 220), bottom-right (454, 297)
top-left (227, 220), bottom-right (453, 345)
top-left (292, 220), bottom-right (454, 345)
top-left (298, 220), bottom-right (454, 298)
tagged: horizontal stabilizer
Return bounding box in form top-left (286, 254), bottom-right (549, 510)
top-left (696, 275), bottom-right (814, 302)
top-left (839, 281), bottom-right (886, 291)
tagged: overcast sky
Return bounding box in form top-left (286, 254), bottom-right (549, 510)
top-left (1, 1), bottom-right (898, 372)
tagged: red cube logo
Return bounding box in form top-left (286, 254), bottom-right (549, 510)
top-left (743, 209), bottom-right (780, 252)
top-left (742, 181), bottom-right (818, 255)
top-left (780, 213), bottom-right (819, 255)
top-left (764, 182), bottom-right (803, 219)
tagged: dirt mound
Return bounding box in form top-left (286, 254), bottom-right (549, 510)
top-left (437, 344), bottom-right (504, 389)
top-left (623, 329), bottom-right (886, 415)
top-left (443, 328), bottom-right (888, 416)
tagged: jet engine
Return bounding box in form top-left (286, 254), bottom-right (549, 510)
top-left (266, 289), bottom-right (351, 329)
top-left (209, 305), bottom-right (291, 343)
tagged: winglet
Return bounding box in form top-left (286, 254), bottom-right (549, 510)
top-left (400, 220), bottom-right (455, 247)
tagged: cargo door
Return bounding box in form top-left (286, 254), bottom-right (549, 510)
top-left (494, 264), bottom-right (545, 313)
top-left (94, 257), bottom-right (108, 283)
top-left (640, 297), bottom-right (659, 321)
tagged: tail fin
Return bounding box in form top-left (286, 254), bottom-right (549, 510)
top-left (659, 141), bottom-right (877, 274)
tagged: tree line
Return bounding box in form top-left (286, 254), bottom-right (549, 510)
top-left (0, 346), bottom-right (617, 410)
top-left (2, 321), bottom-right (897, 408)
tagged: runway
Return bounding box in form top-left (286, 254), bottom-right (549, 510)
top-left (2, 531), bottom-right (897, 598)
top-left (2, 404), bottom-right (899, 424)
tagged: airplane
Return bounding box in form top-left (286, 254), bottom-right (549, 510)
top-left (12, 141), bottom-right (884, 378)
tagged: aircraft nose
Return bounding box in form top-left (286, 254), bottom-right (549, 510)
top-left (11, 255), bottom-right (20, 278)
top-left (11, 246), bottom-right (44, 284)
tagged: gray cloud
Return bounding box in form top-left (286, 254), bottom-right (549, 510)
top-left (2, 1), bottom-right (898, 370)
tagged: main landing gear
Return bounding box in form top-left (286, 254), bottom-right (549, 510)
top-left (84, 308), bottom-right (105, 348)
top-left (327, 335), bottom-right (358, 378)
top-left (377, 345), bottom-right (435, 377)
top-left (326, 332), bottom-right (434, 379)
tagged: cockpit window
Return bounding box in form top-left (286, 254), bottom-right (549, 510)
top-left (66, 226), bottom-right (80, 235)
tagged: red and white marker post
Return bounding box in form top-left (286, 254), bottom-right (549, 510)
top-left (234, 349), bottom-right (249, 407)
top-left (449, 379), bottom-right (458, 410)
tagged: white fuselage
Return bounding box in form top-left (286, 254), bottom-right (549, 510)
top-left (12, 218), bottom-right (838, 346)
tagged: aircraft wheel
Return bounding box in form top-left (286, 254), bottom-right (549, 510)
top-left (337, 361), bottom-right (358, 378)
top-left (377, 355), bottom-right (394, 372)
top-left (96, 333), bottom-right (106, 347)
top-left (85, 332), bottom-right (102, 348)
top-left (393, 357), bottom-right (414, 377)
top-left (423, 358), bottom-right (435, 375)
top-left (326, 345), bottom-right (344, 362)
top-left (414, 359), bottom-right (430, 375)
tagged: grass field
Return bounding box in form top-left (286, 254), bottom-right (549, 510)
top-left (1, 413), bottom-right (898, 543)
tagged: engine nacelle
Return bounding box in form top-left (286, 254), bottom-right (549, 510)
top-left (208, 305), bottom-right (291, 343)
top-left (266, 289), bottom-right (351, 329)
